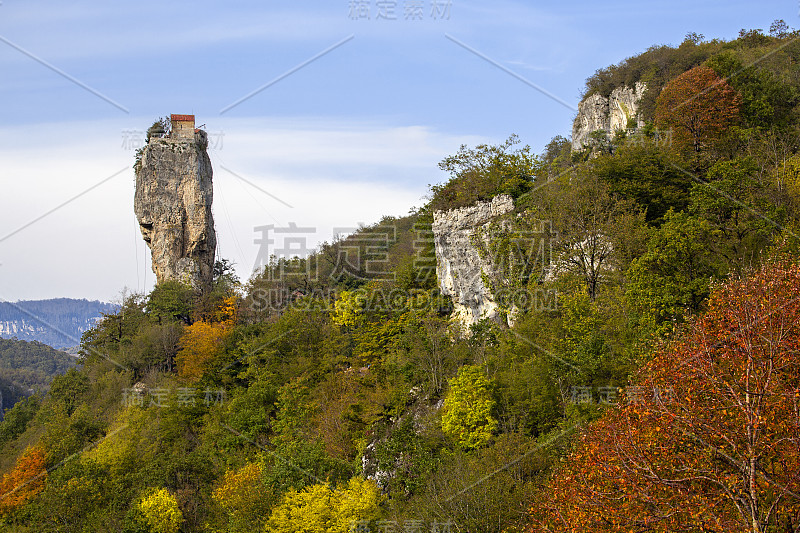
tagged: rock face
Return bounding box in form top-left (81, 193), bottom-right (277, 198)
top-left (432, 195), bottom-right (514, 328)
top-left (134, 130), bottom-right (216, 290)
top-left (571, 82), bottom-right (647, 151)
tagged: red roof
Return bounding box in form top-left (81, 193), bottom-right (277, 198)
top-left (171, 114), bottom-right (195, 122)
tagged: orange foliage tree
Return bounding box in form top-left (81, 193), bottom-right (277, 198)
top-left (0, 446), bottom-right (47, 514)
top-left (531, 259), bottom-right (800, 533)
top-left (176, 297), bottom-right (236, 381)
top-left (656, 65), bottom-right (741, 153)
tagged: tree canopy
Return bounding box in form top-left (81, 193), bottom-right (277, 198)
top-left (532, 259), bottom-right (800, 532)
top-left (655, 65), bottom-right (742, 153)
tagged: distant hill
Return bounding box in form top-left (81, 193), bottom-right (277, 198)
top-left (0, 298), bottom-right (118, 349)
top-left (0, 337), bottom-right (77, 420)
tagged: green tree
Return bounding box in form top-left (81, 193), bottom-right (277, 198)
top-left (626, 210), bottom-right (722, 336)
top-left (372, 415), bottom-right (447, 496)
top-left (536, 170), bottom-right (637, 299)
top-left (0, 394), bottom-right (41, 446)
top-left (407, 433), bottom-right (549, 533)
top-left (540, 135), bottom-right (572, 177)
top-left (147, 281), bottom-right (195, 325)
top-left (430, 135), bottom-right (540, 211)
top-left (331, 290), bottom-right (366, 329)
top-left (689, 157), bottom-right (783, 273)
top-left (592, 142), bottom-right (693, 223)
top-left (47, 367), bottom-right (89, 417)
top-left (707, 51), bottom-right (798, 128)
top-left (441, 365), bottom-right (497, 449)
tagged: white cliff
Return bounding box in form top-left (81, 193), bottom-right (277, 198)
top-left (571, 82), bottom-right (647, 151)
top-left (432, 195), bottom-right (515, 328)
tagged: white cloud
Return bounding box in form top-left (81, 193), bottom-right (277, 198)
top-left (0, 116), bottom-right (486, 301)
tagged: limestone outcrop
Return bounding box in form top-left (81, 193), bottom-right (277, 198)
top-left (134, 129), bottom-right (216, 291)
top-left (432, 195), bottom-right (514, 328)
top-left (571, 82), bottom-right (647, 151)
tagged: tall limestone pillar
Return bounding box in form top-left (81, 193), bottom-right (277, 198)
top-left (134, 116), bottom-right (216, 291)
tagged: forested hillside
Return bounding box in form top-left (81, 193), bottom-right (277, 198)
top-left (0, 338), bottom-right (77, 421)
top-left (0, 25), bottom-right (798, 532)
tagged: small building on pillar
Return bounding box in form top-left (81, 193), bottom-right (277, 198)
top-left (171, 114), bottom-right (195, 139)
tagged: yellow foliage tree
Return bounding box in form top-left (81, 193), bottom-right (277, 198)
top-left (441, 365), bottom-right (497, 449)
top-left (137, 487), bottom-right (183, 533)
top-left (331, 291), bottom-right (366, 328)
top-left (265, 477), bottom-right (383, 533)
top-left (214, 296), bottom-right (238, 324)
top-left (0, 446), bottom-right (47, 515)
top-left (781, 154), bottom-right (800, 204)
top-left (212, 461), bottom-right (272, 532)
top-left (176, 298), bottom-right (236, 381)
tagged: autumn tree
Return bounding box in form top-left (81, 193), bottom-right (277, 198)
top-left (175, 297), bottom-right (236, 381)
top-left (532, 258), bottom-right (800, 533)
top-left (0, 446), bottom-right (47, 515)
top-left (265, 477), bottom-right (383, 533)
top-left (212, 461), bottom-right (272, 532)
top-left (441, 365), bottom-right (497, 449)
top-left (136, 487), bottom-right (183, 533)
top-left (655, 65), bottom-right (741, 153)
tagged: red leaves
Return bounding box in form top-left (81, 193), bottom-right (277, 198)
top-left (655, 66), bottom-right (742, 153)
top-left (531, 260), bottom-right (800, 533)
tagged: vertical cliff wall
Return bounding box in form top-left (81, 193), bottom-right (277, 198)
top-left (432, 195), bottom-right (514, 328)
top-left (571, 82), bottom-right (647, 151)
top-left (134, 130), bottom-right (216, 291)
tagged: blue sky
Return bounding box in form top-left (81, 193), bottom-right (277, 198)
top-left (0, 0), bottom-right (796, 301)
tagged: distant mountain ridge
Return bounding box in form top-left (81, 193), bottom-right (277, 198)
top-left (0, 298), bottom-right (118, 350)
